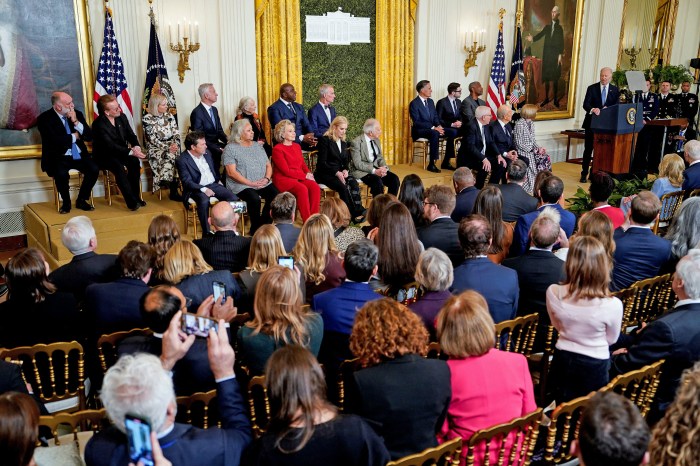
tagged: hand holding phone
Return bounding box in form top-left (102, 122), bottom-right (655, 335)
top-left (125, 414), bottom-right (154, 466)
top-left (278, 255), bottom-right (294, 270)
top-left (181, 312), bottom-right (219, 338)
top-left (212, 281), bottom-right (226, 304)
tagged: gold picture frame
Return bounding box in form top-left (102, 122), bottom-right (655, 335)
top-left (0, 0), bottom-right (94, 161)
top-left (517, 0), bottom-right (585, 120)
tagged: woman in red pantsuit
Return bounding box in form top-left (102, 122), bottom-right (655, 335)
top-left (271, 120), bottom-right (321, 221)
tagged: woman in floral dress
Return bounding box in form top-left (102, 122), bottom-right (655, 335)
top-left (513, 104), bottom-right (552, 195)
top-left (143, 93), bottom-right (181, 200)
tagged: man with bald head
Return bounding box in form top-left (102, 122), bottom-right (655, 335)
top-left (194, 201), bottom-right (251, 273)
top-left (37, 91), bottom-right (99, 214)
top-left (580, 67), bottom-right (620, 182)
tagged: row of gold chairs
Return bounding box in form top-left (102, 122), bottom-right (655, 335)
top-left (614, 273), bottom-right (676, 332)
top-left (653, 188), bottom-right (700, 235)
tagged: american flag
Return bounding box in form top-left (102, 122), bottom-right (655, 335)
top-left (93, 8), bottom-right (134, 130)
top-left (487, 21), bottom-right (507, 118)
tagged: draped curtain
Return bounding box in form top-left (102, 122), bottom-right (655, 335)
top-left (375, 0), bottom-right (418, 164)
top-left (255, 0), bottom-right (303, 142)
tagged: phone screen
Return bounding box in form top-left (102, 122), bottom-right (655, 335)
top-left (213, 281), bottom-right (226, 303)
top-left (278, 255), bottom-right (294, 270)
top-left (229, 200), bottom-right (247, 213)
top-left (125, 414), bottom-right (154, 466)
top-left (181, 312), bottom-right (219, 338)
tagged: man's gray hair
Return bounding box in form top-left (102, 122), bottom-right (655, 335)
top-left (530, 207), bottom-right (561, 249)
top-left (496, 104), bottom-right (512, 120)
top-left (101, 353), bottom-right (175, 433)
top-left (685, 140), bottom-right (700, 162)
top-left (61, 216), bottom-right (95, 255)
top-left (667, 197), bottom-right (700, 259)
top-left (415, 248), bottom-right (454, 291)
top-left (676, 249), bottom-right (700, 299)
top-left (198, 83), bottom-right (214, 99)
top-left (318, 84), bottom-right (334, 99)
top-left (453, 167), bottom-right (475, 188)
top-left (475, 106), bottom-right (491, 119)
top-left (362, 118), bottom-right (380, 135)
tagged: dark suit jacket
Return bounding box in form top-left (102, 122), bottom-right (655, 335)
top-left (176, 270), bottom-right (242, 312)
top-left (451, 257), bottom-right (519, 323)
top-left (458, 119), bottom-right (494, 169)
top-left (0, 361), bottom-right (48, 414)
top-left (85, 378), bottom-right (252, 466)
top-left (190, 103), bottom-right (228, 155)
top-left (611, 227), bottom-right (672, 291)
top-left (436, 97), bottom-right (461, 128)
top-left (275, 223), bottom-right (301, 253)
top-left (267, 99), bottom-right (314, 142)
top-left (37, 108), bottom-right (93, 176)
top-left (678, 92), bottom-right (699, 123)
top-left (683, 163), bottom-right (700, 191)
top-left (85, 278), bottom-right (150, 337)
top-left (409, 96), bottom-right (441, 138)
top-left (307, 102), bottom-right (336, 139)
top-left (349, 354), bottom-right (451, 460)
top-left (498, 183), bottom-right (538, 222)
top-left (635, 91), bottom-right (660, 120)
top-left (194, 230), bottom-right (251, 273)
top-left (658, 93), bottom-right (681, 119)
top-left (582, 82), bottom-right (620, 129)
top-left (176, 150), bottom-right (222, 207)
top-left (489, 120), bottom-right (516, 156)
top-left (315, 136), bottom-right (350, 176)
top-left (49, 252), bottom-right (118, 302)
top-left (666, 127), bottom-right (696, 154)
top-left (460, 96), bottom-right (485, 126)
top-left (92, 113), bottom-right (141, 166)
top-left (503, 249), bottom-right (565, 317)
top-left (611, 302), bottom-right (700, 419)
top-left (511, 204), bottom-right (576, 257)
top-left (417, 218), bottom-right (464, 268)
top-left (451, 186), bottom-right (479, 222)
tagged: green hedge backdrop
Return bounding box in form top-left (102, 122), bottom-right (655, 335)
top-left (300, 0), bottom-right (376, 138)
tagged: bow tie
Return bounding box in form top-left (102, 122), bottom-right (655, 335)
top-left (324, 105), bottom-right (330, 110)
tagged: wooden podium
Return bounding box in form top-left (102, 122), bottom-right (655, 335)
top-left (591, 103), bottom-right (644, 174)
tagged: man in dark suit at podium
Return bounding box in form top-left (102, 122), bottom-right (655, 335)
top-left (409, 80), bottom-right (446, 173)
top-left (436, 82), bottom-right (463, 169)
top-left (631, 79), bottom-right (660, 175)
top-left (190, 83), bottom-right (228, 174)
top-left (581, 67), bottom-right (619, 183)
top-left (267, 83), bottom-right (317, 150)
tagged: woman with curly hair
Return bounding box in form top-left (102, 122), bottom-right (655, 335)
top-left (147, 214), bottom-right (181, 285)
top-left (237, 266), bottom-right (323, 375)
top-left (398, 173), bottom-right (428, 229)
top-left (293, 213), bottom-right (345, 303)
top-left (347, 298), bottom-right (451, 460)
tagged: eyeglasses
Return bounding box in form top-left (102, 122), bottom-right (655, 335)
top-left (180, 297), bottom-right (192, 312)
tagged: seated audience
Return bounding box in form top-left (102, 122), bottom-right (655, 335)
top-left (437, 290), bottom-right (536, 465)
top-left (313, 239), bottom-right (380, 368)
top-left (147, 214), bottom-right (181, 285)
top-left (498, 159), bottom-right (538, 222)
top-left (452, 215), bottom-right (518, 323)
top-left (223, 119), bottom-right (279, 235)
top-left (488, 104), bottom-right (520, 185)
top-left (307, 84), bottom-right (337, 139)
top-left (49, 215), bottom-right (117, 301)
top-left (349, 118), bottom-right (400, 197)
top-left (612, 191), bottom-right (672, 291)
top-left (511, 175), bottom-right (575, 257)
top-left (0, 392), bottom-right (40, 466)
top-left (474, 185), bottom-right (513, 264)
top-left (417, 185), bottom-right (463, 268)
top-left (457, 105), bottom-right (496, 187)
top-left (293, 214), bottom-right (345, 303)
top-left (652, 153), bottom-right (685, 204)
top-left (319, 197), bottom-right (365, 253)
top-left (363, 193), bottom-right (397, 237)
top-left (611, 249), bottom-right (700, 424)
top-left (0, 248), bottom-right (81, 348)
top-left (409, 79), bottom-right (449, 173)
top-left (408, 248), bottom-right (454, 338)
top-left (532, 170), bottom-right (553, 200)
top-left (267, 83), bottom-right (317, 150)
top-left (589, 171), bottom-right (625, 229)
top-left (398, 174), bottom-right (428, 229)
top-left (513, 104), bottom-right (551, 194)
top-left (234, 96), bottom-right (272, 157)
top-left (348, 298), bottom-right (451, 460)
top-left (85, 240), bottom-right (154, 337)
top-left (665, 197), bottom-right (700, 264)
top-left (682, 139), bottom-right (700, 190)
top-left (271, 192), bottom-right (301, 253)
top-left (574, 392), bottom-right (650, 466)
top-left (194, 201), bottom-right (251, 273)
top-left (237, 266), bottom-right (323, 375)
top-left (375, 202), bottom-right (422, 298)
top-left (0, 361), bottom-right (46, 414)
top-left (163, 240), bottom-right (240, 311)
top-left (85, 318), bottom-right (252, 465)
top-left (451, 167), bottom-right (479, 222)
top-left (271, 120), bottom-right (321, 221)
top-left (177, 130), bottom-right (237, 237)
top-left (554, 209), bottom-right (615, 263)
top-left (547, 236), bottom-right (622, 403)
top-left (246, 345), bottom-right (390, 466)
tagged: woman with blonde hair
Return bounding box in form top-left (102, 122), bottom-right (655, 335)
top-left (555, 209), bottom-right (615, 263)
top-left (437, 290), bottom-right (537, 465)
top-left (546, 236), bottom-right (623, 402)
top-left (142, 93), bottom-right (181, 200)
top-left (347, 298), bottom-right (451, 460)
top-left (652, 153), bottom-right (687, 218)
top-left (237, 266), bottom-right (323, 375)
top-left (319, 197), bottom-right (365, 252)
top-left (513, 104), bottom-right (551, 194)
top-left (147, 214), bottom-right (181, 285)
top-left (293, 213), bottom-right (345, 303)
top-left (162, 240), bottom-right (240, 311)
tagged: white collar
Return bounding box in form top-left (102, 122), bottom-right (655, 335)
top-left (202, 102), bottom-right (213, 111)
top-left (675, 298), bottom-right (700, 308)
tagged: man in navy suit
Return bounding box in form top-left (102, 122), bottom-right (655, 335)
top-left (451, 167), bottom-right (479, 222)
top-left (631, 79), bottom-right (660, 175)
top-left (190, 83), bottom-right (228, 174)
top-left (611, 191), bottom-right (672, 291)
top-left (194, 202), bottom-right (251, 273)
top-left (457, 106), bottom-right (503, 188)
top-left (511, 176), bottom-right (575, 257)
top-left (488, 104), bottom-right (520, 184)
top-left (409, 80), bottom-right (447, 173)
top-left (176, 131), bottom-right (237, 237)
top-left (418, 185), bottom-right (463, 268)
top-left (435, 82), bottom-right (463, 169)
top-left (683, 140), bottom-right (700, 191)
top-left (581, 67), bottom-right (620, 182)
top-left (267, 83), bottom-right (317, 150)
top-left (270, 192), bottom-right (301, 252)
top-left (611, 249), bottom-right (700, 423)
top-left (451, 215), bottom-right (519, 324)
top-left (498, 160), bottom-right (538, 222)
top-left (307, 83), bottom-right (337, 139)
top-left (85, 305), bottom-right (252, 465)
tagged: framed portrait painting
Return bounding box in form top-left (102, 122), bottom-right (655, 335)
top-left (0, 0), bottom-right (94, 160)
top-left (517, 0), bottom-right (585, 120)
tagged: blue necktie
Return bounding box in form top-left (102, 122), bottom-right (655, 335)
top-left (287, 103), bottom-right (296, 116)
top-left (63, 117), bottom-right (81, 160)
top-left (208, 107), bottom-right (216, 127)
top-left (601, 86), bottom-right (607, 106)
top-left (678, 130), bottom-right (685, 151)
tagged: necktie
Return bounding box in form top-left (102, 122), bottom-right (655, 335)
top-left (423, 99), bottom-right (427, 108)
top-left (678, 130), bottom-right (685, 151)
top-left (452, 100), bottom-right (458, 116)
top-left (287, 103), bottom-right (296, 116)
top-left (370, 140), bottom-right (378, 163)
top-left (63, 117), bottom-right (81, 160)
top-left (208, 107), bottom-right (216, 126)
top-left (480, 125), bottom-right (485, 155)
top-left (324, 105), bottom-right (329, 110)
top-left (601, 86), bottom-right (607, 106)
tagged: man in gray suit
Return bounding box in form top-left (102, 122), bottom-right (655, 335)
top-left (349, 119), bottom-right (400, 196)
top-left (460, 81), bottom-right (486, 128)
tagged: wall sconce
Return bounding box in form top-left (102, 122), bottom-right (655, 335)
top-left (169, 19), bottom-right (200, 83)
top-left (464, 28), bottom-right (486, 76)
top-left (623, 46), bottom-right (641, 69)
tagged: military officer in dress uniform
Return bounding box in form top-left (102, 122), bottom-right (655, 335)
top-left (631, 80), bottom-right (660, 175)
top-left (678, 80), bottom-right (699, 131)
top-left (657, 80), bottom-right (680, 118)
